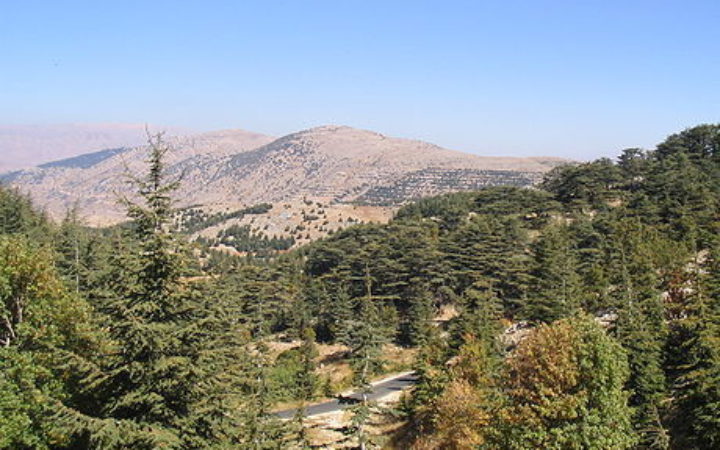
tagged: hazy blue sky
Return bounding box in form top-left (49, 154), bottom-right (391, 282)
top-left (2, 0), bottom-right (718, 159)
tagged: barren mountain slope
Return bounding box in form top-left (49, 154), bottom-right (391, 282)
top-left (5, 129), bottom-right (275, 224)
top-left (5, 125), bottom-right (565, 226)
top-left (189, 125), bottom-right (563, 205)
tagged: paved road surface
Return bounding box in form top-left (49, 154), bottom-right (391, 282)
top-left (276, 372), bottom-right (418, 419)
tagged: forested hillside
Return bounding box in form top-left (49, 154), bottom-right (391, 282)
top-left (1, 124), bottom-right (720, 449)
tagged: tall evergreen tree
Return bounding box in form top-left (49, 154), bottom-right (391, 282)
top-left (404, 283), bottom-right (436, 347)
top-left (290, 327), bottom-right (318, 449)
top-left (523, 224), bottom-right (583, 323)
top-left (329, 284), bottom-right (354, 343)
top-left (61, 134), bottom-right (254, 448)
top-left (608, 221), bottom-right (669, 448)
top-left (53, 206), bottom-right (110, 295)
top-left (450, 286), bottom-right (503, 348)
top-left (240, 340), bottom-right (286, 449)
top-left (0, 184), bottom-right (50, 238)
top-left (341, 268), bottom-right (390, 449)
top-left (406, 331), bottom-right (452, 443)
top-left (674, 242), bottom-right (720, 448)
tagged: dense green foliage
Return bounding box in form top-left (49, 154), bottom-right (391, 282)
top-left (213, 224), bottom-right (295, 253)
top-left (0, 236), bottom-right (100, 449)
top-left (400, 124), bottom-right (720, 448)
top-left (64, 136), bottom-right (251, 448)
top-left (2, 124), bottom-right (720, 448)
top-left (0, 136), bottom-right (290, 448)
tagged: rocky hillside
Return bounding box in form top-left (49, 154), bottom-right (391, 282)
top-left (3, 125), bottom-right (565, 226)
top-left (3, 129), bottom-right (275, 224)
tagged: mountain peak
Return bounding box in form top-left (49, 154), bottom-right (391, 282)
top-left (5, 125), bottom-right (567, 225)
top-left (293, 124), bottom-right (385, 139)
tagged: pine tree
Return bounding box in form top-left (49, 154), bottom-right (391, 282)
top-left (63, 134), bottom-right (251, 448)
top-left (567, 215), bottom-right (612, 313)
top-left (240, 340), bottom-right (287, 449)
top-left (290, 327), bottom-right (318, 449)
top-left (404, 282), bottom-right (436, 347)
top-left (617, 301), bottom-right (669, 449)
top-left (341, 268), bottom-right (389, 449)
top-left (330, 284), bottom-right (354, 343)
top-left (610, 221), bottom-right (669, 448)
top-left (451, 286), bottom-right (504, 348)
top-left (53, 205), bottom-right (109, 295)
top-left (674, 242), bottom-right (720, 448)
top-left (644, 125), bottom-right (720, 243)
top-left (0, 184), bottom-right (50, 238)
top-left (406, 330), bottom-right (452, 444)
top-left (523, 224), bottom-right (583, 323)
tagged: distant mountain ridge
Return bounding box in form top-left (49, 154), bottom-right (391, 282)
top-left (0, 123), bottom-right (192, 171)
top-left (5, 125), bottom-right (567, 225)
top-left (38, 147), bottom-right (130, 170)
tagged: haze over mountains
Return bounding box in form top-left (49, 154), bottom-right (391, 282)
top-left (0, 123), bottom-right (193, 172)
top-left (2, 124), bottom-right (566, 226)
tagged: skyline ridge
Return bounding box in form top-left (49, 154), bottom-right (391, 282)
top-left (0, 122), bottom-right (570, 173)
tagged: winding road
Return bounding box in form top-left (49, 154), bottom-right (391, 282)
top-left (276, 371), bottom-right (418, 418)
